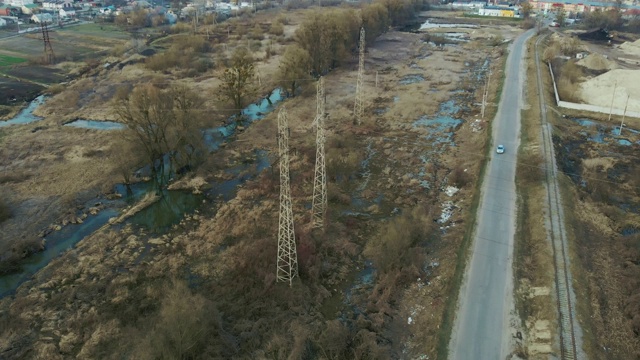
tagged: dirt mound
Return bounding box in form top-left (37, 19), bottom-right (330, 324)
top-left (579, 69), bottom-right (640, 112)
top-left (619, 38), bottom-right (640, 57)
top-left (577, 53), bottom-right (617, 71)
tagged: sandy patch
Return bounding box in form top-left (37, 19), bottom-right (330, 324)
top-left (579, 69), bottom-right (640, 113)
top-left (619, 38), bottom-right (640, 57)
top-left (577, 53), bottom-right (617, 71)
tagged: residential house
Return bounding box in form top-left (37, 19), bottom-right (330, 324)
top-left (479, 5), bottom-right (516, 17)
top-left (450, 1), bottom-right (486, 9)
top-left (21, 3), bottom-right (39, 14)
top-left (59, 7), bottom-right (75, 18)
top-left (529, 0), bottom-right (640, 15)
top-left (8, 0), bottom-right (34, 6)
top-left (31, 12), bottom-right (53, 23)
top-left (0, 17), bottom-right (7, 27)
top-left (0, 5), bottom-right (20, 16)
top-left (42, 0), bottom-right (74, 9)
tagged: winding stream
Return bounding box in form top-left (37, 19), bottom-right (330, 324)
top-left (0, 89), bottom-right (283, 298)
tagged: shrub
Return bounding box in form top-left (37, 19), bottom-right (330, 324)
top-left (364, 205), bottom-right (435, 274)
top-left (519, 153), bottom-right (545, 184)
top-left (557, 77), bottom-right (581, 102)
top-left (249, 23), bottom-right (264, 40)
top-left (0, 197), bottom-right (10, 223)
top-left (521, 18), bottom-right (536, 29)
top-left (449, 166), bottom-right (473, 188)
top-left (47, 84), bottom-right (65, 95)
top-left (269, 21), bottom-right (284, 36)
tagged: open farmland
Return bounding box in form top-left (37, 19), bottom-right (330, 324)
top-left (0, 54), bottom-right (27, 67)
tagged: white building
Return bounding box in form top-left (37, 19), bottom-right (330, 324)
top-left (450, 1), bottom-right (486, 9)
top-left (8, 0), bottom-right (34, 7)
top-left (31, 13), bottom-right (53, 23)
top-left (42, 0), bottom-right (73, 9)
top-left (59, 8), bottom-right (75, 18)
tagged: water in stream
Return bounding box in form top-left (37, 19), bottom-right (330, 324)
top-left (0, 95), bottom-right (46, 128)
top-left (0, 89), bottom-right (284, 298)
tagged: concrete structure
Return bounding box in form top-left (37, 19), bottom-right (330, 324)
top-left (59, 8), bottom-right (75, 18)
top-left (42, 0), bottom-right (73, 9)
top-left (31, 12), bottom-right (53, 23)
top-left (21, 3), bottom-right (39, 14)
top-left (8, 0), bottom-right (33, 6)
top-left (0, 17), bottom-right (7, 27)
top-left (479, 5), bottom-right (516, 17)
top-left (0, 5), bottom-right (20, 16)
top-left (450, 1), bottom-right (486, 9)
top-left (530, 0), bottom-right (640, 15)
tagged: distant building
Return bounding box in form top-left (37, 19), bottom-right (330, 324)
top-left (479, 5), bottom-right (516, 17)
top-left (21, 3), bottom-right (39, 14)
top-left (42, 0), bottom-right (73, 9)
top-left (8, 0), bottom-right (34, 6)
top-left (529, 0), bottom-right (640, 15)
top-left (450, 1), bottom-right (486, 9)
top-left (59, 7), bottom-right (75, 18)
top-left (31, 12), bottom-right (52, 23)
top-left (0, 5), bottom-right (20, 16)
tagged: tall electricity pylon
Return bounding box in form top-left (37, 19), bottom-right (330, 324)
top-left (41, 22), bottom-right (55, 64)
top-left (311, 77), bottom-right (327, 228)
top-left (276, 107), bottom-right (298, 286)
top-left (354, 27), bottom-right (365, 125)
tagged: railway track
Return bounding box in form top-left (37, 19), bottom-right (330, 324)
top-left (534, 33), bottom-right (580, 359)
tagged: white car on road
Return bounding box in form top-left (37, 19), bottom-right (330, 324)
top-left (496, 144), bottom-right (505, 154)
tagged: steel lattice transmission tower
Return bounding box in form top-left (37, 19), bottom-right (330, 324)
top-left (354, 27), bottom-right (365, 125)
top-left (276, 107), bottom-right (298, 286)
top-left (41, 22), bottom-right (55, 64)
top-left (311, 77), bottom-right (327, 228)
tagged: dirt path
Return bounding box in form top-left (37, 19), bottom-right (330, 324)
top-left (534, 32), bottom-right (585, 359)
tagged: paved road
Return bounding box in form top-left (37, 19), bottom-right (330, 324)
top-left (449, 28), bottom-right (536, 360)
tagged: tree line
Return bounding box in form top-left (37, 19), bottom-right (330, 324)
top-left (279, 0), bottom-right (428, 96)
top-left (114, 0), bottom-right (428, 191)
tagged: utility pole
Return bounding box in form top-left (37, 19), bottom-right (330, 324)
top-left (311, 77), bottom-right (327, 228)
top-left (618, 94), bottom-right (630, 136)
top-left (276, 107), bottom-right (298, 286)
top-left (354, 27), bottom-right (365, 125)
top-left (481, 71), bottom-right (491, 118)
top-left (607, 81), bottom-right (617, 122)
top-left (41, 21), bottom-right (55, 64)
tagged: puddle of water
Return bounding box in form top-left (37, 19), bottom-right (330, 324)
top-left (414, 115), bottom-right (462, 136)
top-left (320, 260), bottom-right (375, 319)
top-left (618, 139), bottom-right (632, 146)
top-left (573, 118), bottom-right (597, 127)
top-left (399, 74), bottom-right (425, 85)
top-left (621, 226), bottom-right (640, 236)
top-left (0, 95), bottom-right (45, 128)
top-left (64, 120), bottom-right (125, 130)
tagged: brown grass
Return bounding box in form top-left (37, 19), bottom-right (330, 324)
top-left (513, 36), bottom-right (558, 356)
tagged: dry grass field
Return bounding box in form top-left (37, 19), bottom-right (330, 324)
top-left (0, 6), bottom-right (528, 358)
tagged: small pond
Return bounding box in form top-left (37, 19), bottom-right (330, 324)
top-left (64, 120), bottom-right (125, 130)
top-left (0, 95), bottom-right (46, 128)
